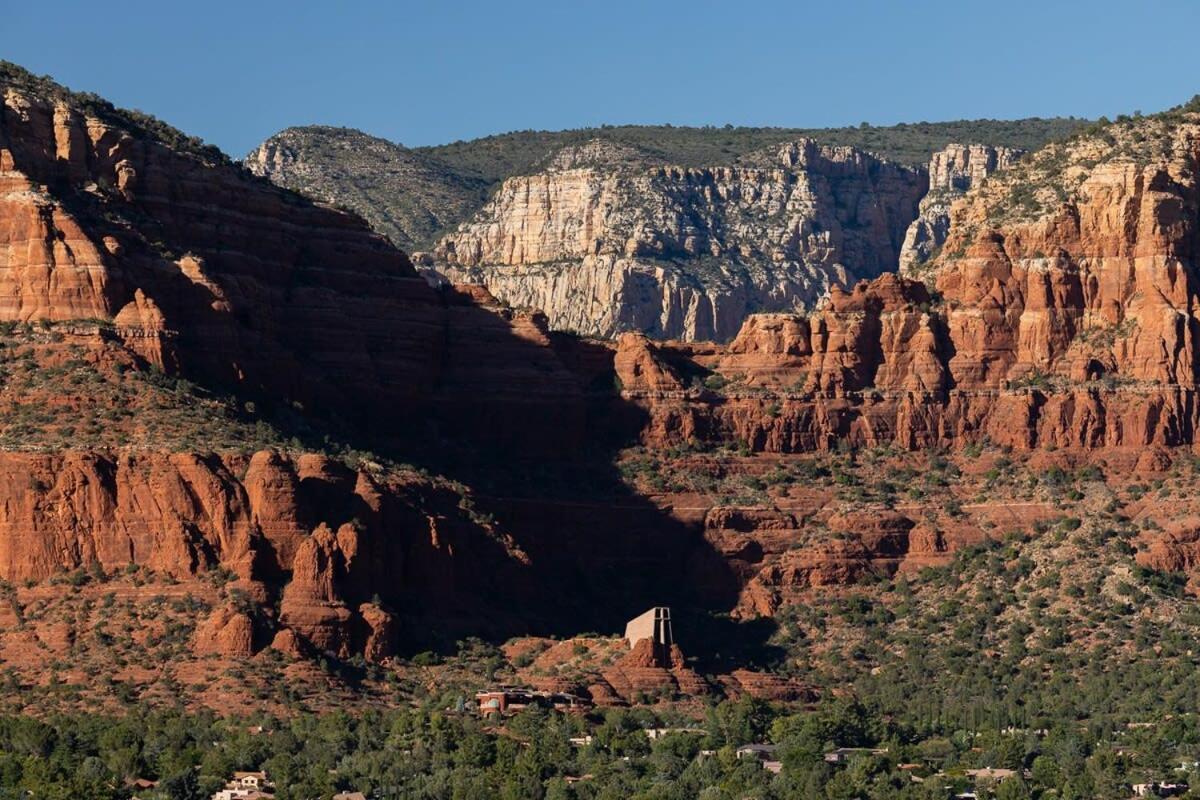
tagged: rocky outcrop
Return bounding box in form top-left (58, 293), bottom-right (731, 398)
top-left (695, 506), bottom-right (952, 617)
top-left (278, 523), bottom-right (360, 657)
top-left (431, 139), bottom-right (925, 341)
top-left (722, 670), bottom-right (818, 703)
top-left (359, 602), bottom-right (397, 663)
top-left (0, 450), bottom-right (529, 659)
top-left (899, 144), bottom-right (1023, 274)
top-left (600, 637), bottom-right (708, 699)
top-left (194, 607), bottom-right (256, 658)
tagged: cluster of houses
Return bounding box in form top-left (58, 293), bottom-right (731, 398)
top-left (1132, 781), bottom-right (1189, 798)
top-left (137, 744), bottom-right (1193, 799)
top-left (732, 744), bottom-right (894, 775)
top-left (206, 772), bottom-right (365, 800)
top-left (824, 746), bottom-right (890, 764)
top-left (211, 771), bottom-right (273, 800)
top-left (474, 686), bottom-right (592, 717)
top-left (898, 764), bottom-right (1190, 799)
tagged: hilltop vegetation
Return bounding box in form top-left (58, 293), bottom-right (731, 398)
top-left (416, 118), bottom-right (1092, 182)
top-left (0, 61), bottom-right (229, 166)
top-left (980, 97), bottom-right (1200, 226)
top-left (244, 127), bottom-right (490, 250)
top-left (248, 118), bottom-right (1090, 250)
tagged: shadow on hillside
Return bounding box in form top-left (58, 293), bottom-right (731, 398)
top-left (47, 162), bottom-right (782, 676)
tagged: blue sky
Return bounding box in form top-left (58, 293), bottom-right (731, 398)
top-left (2, 0), bottom-right (1197, 157)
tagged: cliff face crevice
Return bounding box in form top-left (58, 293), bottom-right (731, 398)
top-left (427, 139), bottom-right (926, 341)
top-left (898, 143), bottom-right (1024, 274)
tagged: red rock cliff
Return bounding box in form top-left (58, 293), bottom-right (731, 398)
top-left (617, 111), bottom-right (1200, 453)
top-left (0, 69), bottom-right (604, 660)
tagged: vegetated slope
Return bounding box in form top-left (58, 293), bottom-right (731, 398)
top-left (416, 117), bottom-right (1092, 182)
top-left (244, 126), bottom-right (489, 250)
top-left (898, 142), bottom-right (1026, 273)
top-left (610, 441), bottom-right (1200, 727)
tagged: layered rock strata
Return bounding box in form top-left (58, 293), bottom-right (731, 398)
top-left (430, 139), bottom-right (925, 341)
top-left (613, 111), bottom-right (1200, 452)
top-left (1, 451), bottom-right (533, 661)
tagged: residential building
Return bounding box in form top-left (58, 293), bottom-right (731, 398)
top-left (824, 747), bottom-right (889, 763)
top-left (475, 687), bottom-right (591, 717)
top-left (965, 767), bottom-right (1016, 781)
top-left (211, 770), bottom-right (275, 800)
top-left (736, 744), bottom-right (778, 760)
top-left (644, 727), bottom-right (707, 740)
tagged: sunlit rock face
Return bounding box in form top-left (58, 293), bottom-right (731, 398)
top-left (431, 139), bottom-right (926, 342)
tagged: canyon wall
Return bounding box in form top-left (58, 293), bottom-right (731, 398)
top-left (429, 139), bottom-right (926, 341)
top-left (614, 113), bottom-right (1200, 453)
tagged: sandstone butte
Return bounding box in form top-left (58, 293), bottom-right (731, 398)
top-left (7, 63), bottom-right (1200, 708)
top-left (0, 71), bottom-right (586, 672)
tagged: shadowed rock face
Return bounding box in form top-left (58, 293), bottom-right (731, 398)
top-left (429, 139), bottom-right (926, 342)
top-left (0, 74), bottom-right (716, 665)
